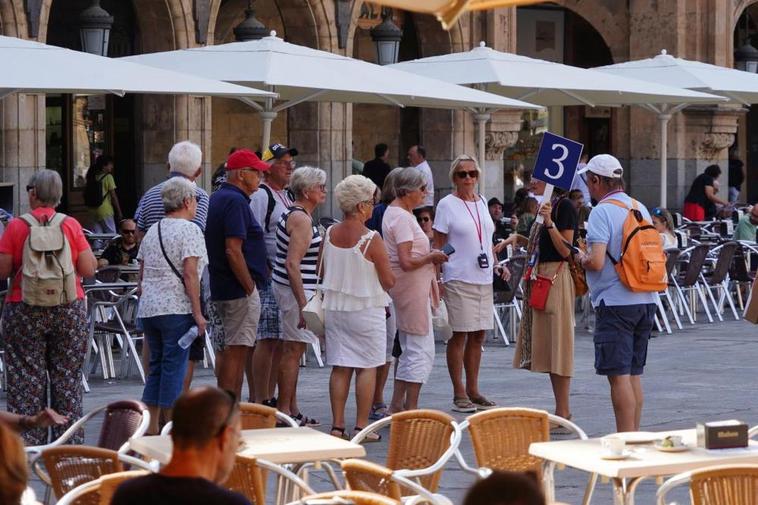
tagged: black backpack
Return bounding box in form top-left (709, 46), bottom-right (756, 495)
top-left (84, 174), bottom-right (106, 208)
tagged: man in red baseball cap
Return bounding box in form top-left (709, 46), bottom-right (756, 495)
top-left (206, 149), bottom-right (270, 398)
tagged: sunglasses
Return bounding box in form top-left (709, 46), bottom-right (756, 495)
top-left (455, 170), bottom-right (479, 179)
top-left (652, 207), bottom-right (664, 217)
top-left (417, 216), bottom-right (430, 223)
top-left (216, 389), bottom-right (238, 437)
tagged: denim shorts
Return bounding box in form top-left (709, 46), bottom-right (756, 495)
top-left (141, 313), bottom-right (194, 408)
top-left (593, 302), bottom-right (656, 376)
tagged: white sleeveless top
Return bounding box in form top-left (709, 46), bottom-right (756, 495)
top-left (321, 228), bottom-right (391, 311)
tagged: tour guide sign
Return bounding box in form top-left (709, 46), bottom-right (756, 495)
top-left (532, 131), bottom-right (584, 223)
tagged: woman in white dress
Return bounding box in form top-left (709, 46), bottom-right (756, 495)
top-left (322, 175), bottom-right (395, 440)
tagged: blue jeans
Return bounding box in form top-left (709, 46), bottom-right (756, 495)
top-left (141, 314), bottom-right (193, 408)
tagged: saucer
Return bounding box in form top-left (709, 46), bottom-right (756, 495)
top-left (612, 431), bottom-right (660, 444)
top-left (654, 443), bottom-right (688, 453)
top-left (600, 450), bottom-right (632, 460)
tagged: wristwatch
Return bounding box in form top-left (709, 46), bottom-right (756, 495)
top-left (544, 224), bottom-right (554, 230)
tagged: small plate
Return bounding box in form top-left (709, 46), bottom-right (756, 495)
top-left (654, 444), bottom-right (689, 453)
top-left (600, 450), bottom-right (632, 460)
top-left (613, 432), bottom-right (660, 444)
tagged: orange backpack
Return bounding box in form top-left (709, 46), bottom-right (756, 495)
top-left (601, 199), bottom-right (668, 293)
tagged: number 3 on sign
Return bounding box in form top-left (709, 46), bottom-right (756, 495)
top-left (545, 144), bottom-right (568, 180)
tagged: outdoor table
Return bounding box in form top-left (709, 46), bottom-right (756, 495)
top-left (130, 427), bottom-right (366, 501)
top-left (529, 429), bottom-right (758, 505)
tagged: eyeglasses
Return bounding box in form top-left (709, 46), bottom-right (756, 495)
top-left (274, 159), bottom-right (296, 168)
top-left (419, 185), bottom-right (427, 193)
top-left (417, 216), bottom-right (430, 223)
top-left (26, 185), bottom-right (34, 192)
top-left (455, 170), bottom-right (479, 179)
top-left (315, 184), bottom-right (327, 192)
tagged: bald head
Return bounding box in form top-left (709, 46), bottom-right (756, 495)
top-left (171, 387), bottom-right (238, 449)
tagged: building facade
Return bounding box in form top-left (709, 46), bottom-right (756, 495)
top-left (1, 0), bottom-right (756, 221)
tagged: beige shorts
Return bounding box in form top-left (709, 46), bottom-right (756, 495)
top-left (272, 282), bottom-right (316, 343)
top-left (213, 291), bottom-right (261, 348)
top-left (443, 280), bottom-right (494, 332)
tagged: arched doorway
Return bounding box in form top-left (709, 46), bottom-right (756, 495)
top-left (733, 3), bottom-right (758, 204)
top-left (45, 0), bottom-right (139, 218)
top-left (211, 0), bottom-right (320, 168)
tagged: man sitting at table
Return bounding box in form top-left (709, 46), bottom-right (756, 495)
top-left (111, 387), bottom-right (250, 505)
top-left (98, 218), bottom-right (140, 268)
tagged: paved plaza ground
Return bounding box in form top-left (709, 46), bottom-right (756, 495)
top-left (9, 316), bottom-right (757, 504)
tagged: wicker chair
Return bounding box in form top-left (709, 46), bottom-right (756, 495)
top-left (225, 454), bottom-right (314, 504)
top-left (657, 464), bottom-right (758, 505)
top-left (289, 490), bottom-right (401, 505)
top-left (27, 400), bottom-right (149, 502)
top-left (239, 402), bottom-right (299, 429)
top-left (42, 445), bottom-right (124, 500)
top-left (57, 470), bottom-right (148, 505)
top-left (341, 459), bottom-right (453, 505)
top-left (351, 409), bottom-right (461, 494)
top-left (454, 407), bottom-right (596, 504)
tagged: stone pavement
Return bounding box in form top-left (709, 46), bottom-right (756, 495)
top-left (8, 317), bottom-right (758, 504)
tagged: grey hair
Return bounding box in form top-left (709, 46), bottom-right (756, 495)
top-left (168, 140), bottom-right (202, 178)
top-left (290, 166), bottom-right (327, 200)
top-left (392, 166), bottom-right (426, 198)
top-left (335, 175), bottom-right (376, 215)
top-left (448, 154), bottom-right (482, 183)
top-left (162, 177), bottom-right (196, 213)
top-left (380, 167), bottom-right (404, 205)
top-left (28, 169), bottom-right (63, 207)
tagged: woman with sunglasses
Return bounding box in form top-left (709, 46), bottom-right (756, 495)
top-left (414, 207), bottom-right (435, 242)
top-left (433, 155), bottom-right (504, 413)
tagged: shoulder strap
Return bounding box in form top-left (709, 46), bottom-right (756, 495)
top-left (600, 199), bottom-right (629, 210)
top-left (260, 183), bottom-right (276, 232)
top-left (356, 230), bottom-right (376, 256)
top-left (48, 213), bottom-right (67, 227)
top-left (158, 220), bottom-right (185, 287)
top-left (19, 213), bottom-right (40, 227)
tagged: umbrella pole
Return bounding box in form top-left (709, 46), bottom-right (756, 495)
top-left (658, 113), bottom-right (671, 208)
top-left (260, 110), bottom-right (277, 150)
top-left (474, 111), bottom-right (491, 195)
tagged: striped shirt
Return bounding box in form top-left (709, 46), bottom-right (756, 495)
top-left (272, 206), bottom-right (322, 288)
top-left (135, 173), bottom-right (209, 232)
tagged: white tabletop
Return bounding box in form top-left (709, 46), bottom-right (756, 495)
top-left (130, 427), bottom-right (366, 466)
top-left (529, 429), bottom-right (758, 480)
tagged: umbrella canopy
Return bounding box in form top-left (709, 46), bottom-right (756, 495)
top-left (0, 35), bottom-right (275, 100)
top-left (392, 43), bottom-right (727, 205)
top-left (122, 32), bottom-right (541, 150)
top-left (594, 50), bottom-right (758, 207)
top-left (596, 50), bottom-right (758, 106)
top-left (391, 43), bottom-right (726, 107)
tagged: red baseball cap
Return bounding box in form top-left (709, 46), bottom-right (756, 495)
top-left (226, 149), bottom-right (269, 172)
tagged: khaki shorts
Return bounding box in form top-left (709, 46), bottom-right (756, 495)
top-left (213, 291), bottom-right (261, 348)
top-left (272, 282), bottom-right (316, 343)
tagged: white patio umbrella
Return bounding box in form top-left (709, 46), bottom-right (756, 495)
top-left (0, 35), bottom-right (275, 100)
top-left (596, 50), bottom-right (758, 207)
top-left (392, 43), bottom-right (726, 200)
top-left (121, 32), bottom-right (541, 162)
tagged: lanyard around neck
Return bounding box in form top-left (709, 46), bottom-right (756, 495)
top-left (460, 196), bottom-right (483, 251)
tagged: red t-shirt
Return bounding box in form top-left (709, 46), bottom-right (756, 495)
top-left (0, 208), bottom-right (92, 302)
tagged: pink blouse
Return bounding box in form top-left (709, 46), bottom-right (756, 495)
top-left (382, 205), bottom-right (435, 335)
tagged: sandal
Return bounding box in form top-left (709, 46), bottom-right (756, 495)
top-left (369, 403), bottom-right (389, 421)
top-left (354, 426), bottom-right (381, 443)
top-left (452, 397), bottom-right (477, 413)
top-left (330, 426), bottom-right (348, 440)
top-left (294, 412), bottom-right (321, 427)
top-left (469, 395), bottom-right (497, 411)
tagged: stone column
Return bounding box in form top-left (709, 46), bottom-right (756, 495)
top-left (483, 109), bottom-right (522, 201)
top-left (1, 94), bottom-right (45, 214)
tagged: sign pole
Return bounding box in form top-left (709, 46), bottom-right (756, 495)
top-left (535, 184), bottom-right (554, 224)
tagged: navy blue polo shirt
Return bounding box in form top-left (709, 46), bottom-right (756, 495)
top-left (206, 183), bottom-right (267, 301)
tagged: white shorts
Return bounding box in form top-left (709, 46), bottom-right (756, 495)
top-left (395, 322), bottom-right (435, 384)
top-left (272, 282), bottom-right (316, 343)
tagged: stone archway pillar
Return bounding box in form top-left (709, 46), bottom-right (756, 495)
top-left (483, 109), bottom-right (522, 201)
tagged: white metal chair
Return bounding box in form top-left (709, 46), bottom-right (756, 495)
top-left (453, 407), bottom-right (597, 505)
top-left (341, 458), bottom-right (453, 505)
top-left (56, 469), bottom-right (149, 505)
top-left (493, 255), bottom-right (526, 347)
top-left (657, 464), bottom-right (758, 505)
top-left (670, 244), bottom-right (714, 323)
top-left (699, 241), bottom-right (741, 321)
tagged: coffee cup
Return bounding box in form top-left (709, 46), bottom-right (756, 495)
top-left (601, 436), bottom-right (626, 456)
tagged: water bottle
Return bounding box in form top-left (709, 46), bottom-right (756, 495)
top-left (178, 325), bottom-right (198, 350)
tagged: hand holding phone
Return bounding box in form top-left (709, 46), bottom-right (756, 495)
top-left (441, 243), bottom-right (456, 256)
